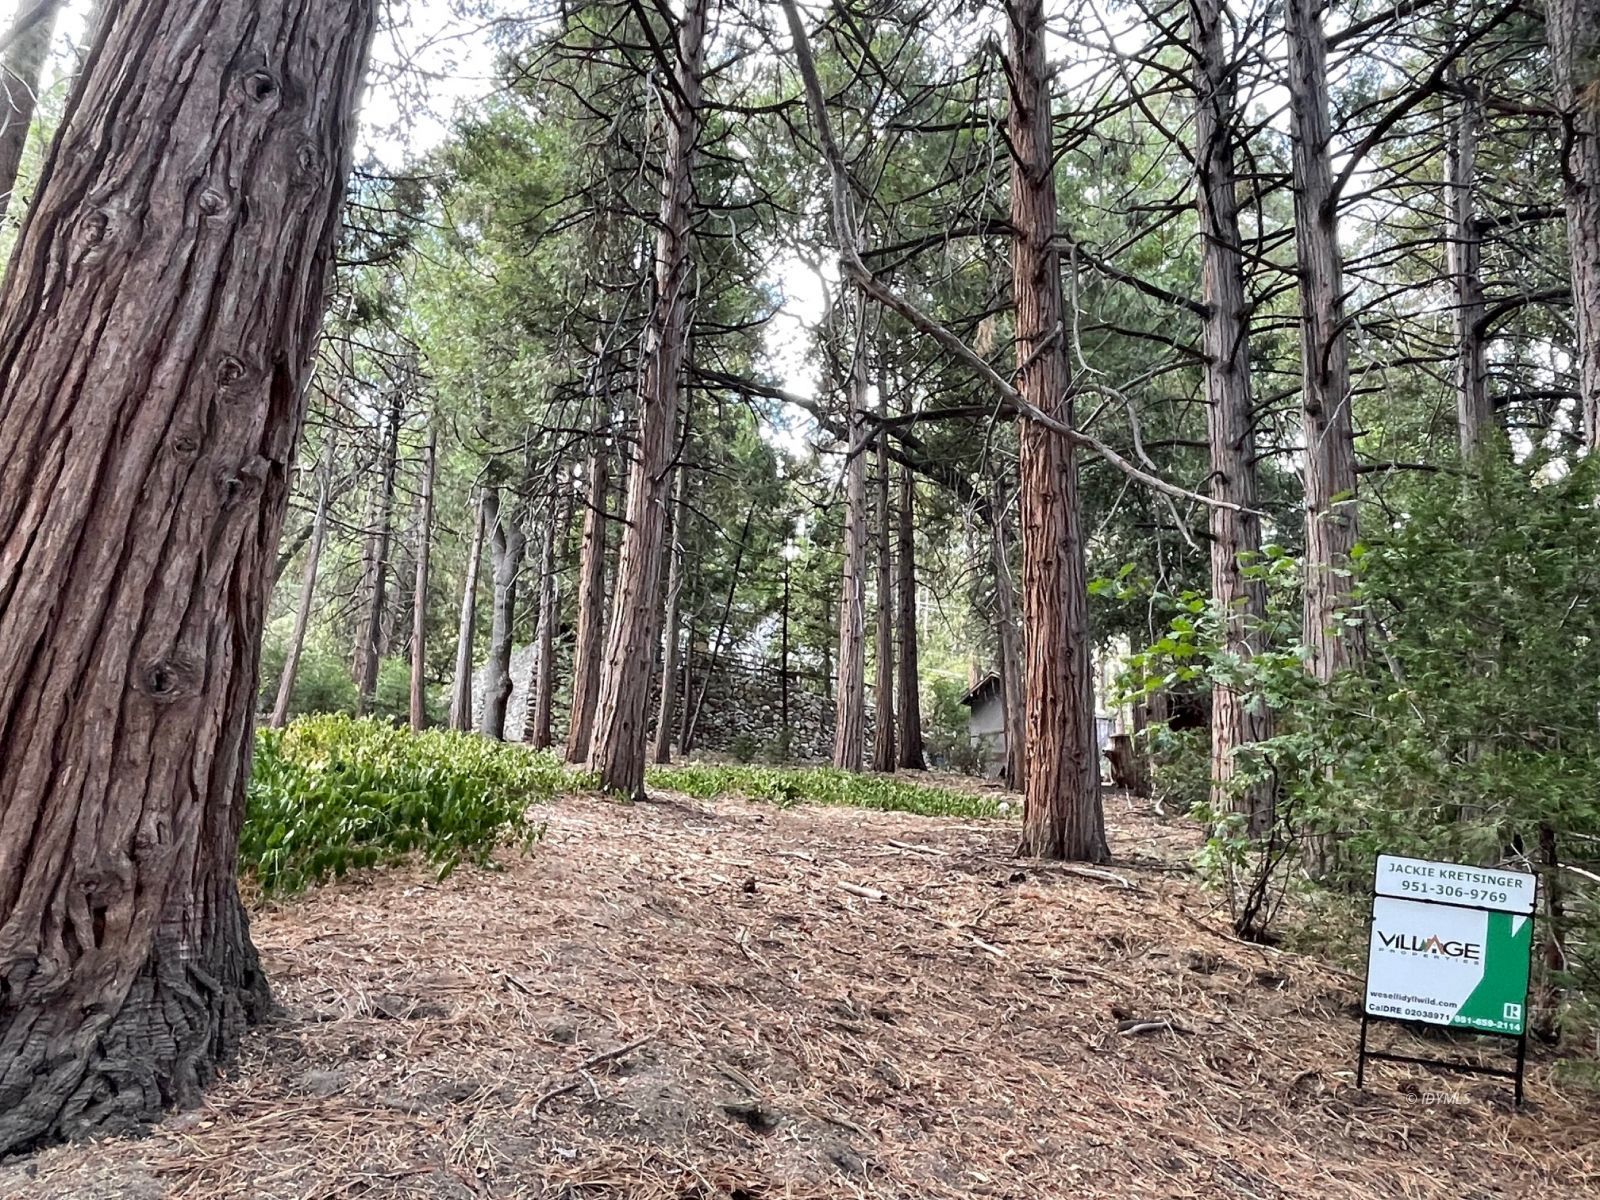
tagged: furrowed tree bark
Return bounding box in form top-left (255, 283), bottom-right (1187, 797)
top-left (0, 0), bottom-right (374, 1151)
top-left (525, 474), bottom-right (571, 751)
top-left (448, 490), bottom-right (487, 732)
top-left (587, 0), bottom-right (709, 797)
top-left (1446, 68), bottom-right (1491, 455)
top-left (0, 0), bottom-right (64, 225)
top-left (1286, 0), bottom-right (1364, 681)
top-left (565, 436), bottom-right (611, 762)
top-left (1192, 0), bottom-right (1273, 834)
top-left (1546, 0), bottom-right (1600, 448)
top-left (871, 376), bottom-right (896, 773)
top-left (1007, 0), bottom-right (1107, 862)
top-left (652, 457), bottom-right (688, 764)
top-left (354, 393), bottom-right (401, 715)
top-left (990, 482), bottom-right (1026, 792)
top-left (833, 316), bottom-right (869, 773)
top-left (478, 485), bottom-right (526, 741)
top-left (895, 463), bottom-right (925, 770)
top-left (270, 435), bottom-right (337, 729)
top-left (409, 426), bottom-right (437, 732)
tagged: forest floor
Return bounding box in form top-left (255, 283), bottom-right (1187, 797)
top-left (3, 782), bottom-right (1598, 1200)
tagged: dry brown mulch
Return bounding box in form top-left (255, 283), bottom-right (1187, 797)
top-left (2, 788), bottom-right (1596, 1200)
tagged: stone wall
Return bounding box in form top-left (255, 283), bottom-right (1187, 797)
top-left (474, 645), bottom-right (864, 763)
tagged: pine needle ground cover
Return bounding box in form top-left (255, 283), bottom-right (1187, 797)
top-left (7, 790), bottom-right (1596, 1200)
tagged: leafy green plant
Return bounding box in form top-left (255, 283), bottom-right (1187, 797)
top-left (244, 714), bottom-right (573, 895)
top-left (645, 762), bottom-right (1005, 820)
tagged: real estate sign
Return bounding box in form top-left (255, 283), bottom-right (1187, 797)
top-left (1364, 855), bottom-right (1537, 1038)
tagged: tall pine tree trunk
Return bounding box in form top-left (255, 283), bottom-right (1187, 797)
top-left (409, 426), bottom-right (437, 732)
top-left (1446, 68), bottom-right (1491, 455)
top-left (0, 0), bottom-right (65, 224)
top-left (1546, 0), bottom-right (1600, 448)
top-left (270, 435), bottom-right (337, 729)
top-left (1192, 0), bottom-right (1272, 834)
top-left (652, 459), bottom-right (688, 764)
top-left (478, 485), bottom-right (526, 741)
top-left (526, 476), bottom-right (571, 750)
top-left (565, 440), bottom-right (610, 761)
top-left (448, 490), bottom-right (488, 732)
top-left (871, 379), bottom-right (896, 772)
top-left (0, 0), bottom-right (373, 1150)
top-left (1287, 0), bottom-right (1363, 682)
top-left (833, 317), bottom-right (869, 773)
top-left (355, 394), bottom-right (401, 715)
top-left (895, 464), bottom-right (925, 769)
top-left (588, 0), bottom-right (709, 797)
top-left (1008, 0), bottom-right (1106, 862)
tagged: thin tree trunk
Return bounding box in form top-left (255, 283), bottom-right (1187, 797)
top-left (684, 504), bottom-right (755, 751)
top-left (652, 459), bottom-right (688, 764)
top-left (1287, 0), bottom-right (1364, 682)
top-left (478, 485), bottom-right (526, 741)
top-left (0, 0), bottom-right (64, 225)
top-left (895, 463), bottom-right (925, 770)
top-left (271, 436), bottom-right (337, 729)
top-left (0, 0), bottom-right (373, 1150)
top-left (871, 376), bottom-right (896, 773)
top-left (526, 474), bottom-right (571, 750)
top-left (409, 426), bottom-right (437, 732)
top-left (565, 441), bottom-right (610, 761)
top-left (833, 316), bottom-right (869, 773)
top-left (1446, 68), bottom-right (1491, 455)
top-left (448, 490), bottom-right (488, 732)
top-left (990, 485), bottom-right (1026, 792)
top-left (678, 610), bottom-right (697, 751)
top-left (1192, 0), bottom-right (1273, 834)
top-left (1546, 0), bottom-right (1600, 448)
top-left (1008, 0), bottom-right (1106, 862)
top-left (355, 394), bottom-right (401, 715)
top-left (588, 0), bottom-right (709, 798)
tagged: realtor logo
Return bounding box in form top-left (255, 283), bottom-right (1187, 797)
top-left (1504, 1003), bottom-right (1522, 1022)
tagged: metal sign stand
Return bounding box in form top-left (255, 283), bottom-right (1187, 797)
top-left (1356, 857), bottom-right (1538, 1107)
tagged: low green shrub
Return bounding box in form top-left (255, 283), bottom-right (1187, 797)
top-left (244, 714), bottom-right (568, 895)
top-left (644, 762), bottom-right (1004, 819)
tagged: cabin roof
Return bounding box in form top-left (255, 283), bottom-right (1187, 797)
top-left (959, 672), bottom-right (1002, 708)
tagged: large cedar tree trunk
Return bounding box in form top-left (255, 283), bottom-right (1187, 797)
top-left (1192, 0), bottom-right (1273, 833)
top-left (587, 0), bottom-right (709, 797)
top-left (269, 436), bottom-right (336, 728)
top-left (0, 0), bottom-right (374, 1150)
top-left (478, 485), bottom-right (526, 741)
top-left (1546, 0), bottom-right (1600, 448)
top-left (870, 383), bottom-right (896, 773)
top-left (565, 440), bottom-right (610, 762)
top-left (1286, 0), bottom-right (1363, 681)
top-left (832, 322), bottom-right (869, 773)
top-left (448, 491), bottom-right (487, 732)
top-left (409, 427), bottom-right (437, 731)
top-left (1008, 0), bottom-right (1106, 861)
top-left (895, 464), bottom-right (925, 769)
top-left (0, 0), bottom-right (65, 224)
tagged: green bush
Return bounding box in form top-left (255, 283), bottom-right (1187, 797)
top-left (256, 641), bottom-right (359, 717)
top-left (645, 762), bottom-right (1005, 819)
top-left (244, 714), bottom-right (569, 895)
